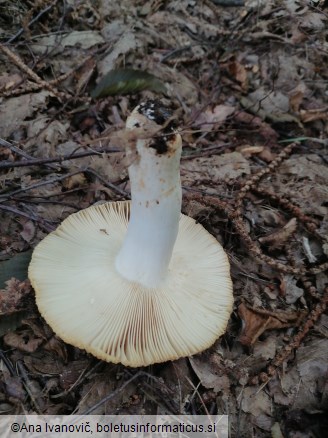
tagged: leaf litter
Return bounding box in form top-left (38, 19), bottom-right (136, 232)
top-left (0, 0), bottom-right (328, 435)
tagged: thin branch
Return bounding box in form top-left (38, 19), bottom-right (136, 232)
top-left (0, 204), bottom-right (55, 232)
top-left (81, 371), bottom-right (144, 415)
top-left (85, 169), bottom-right (129, 197)
top-left (0, 170), bottom-right (86, 200)
top-left (0, 147), bottom-right (121, 170)
top-left (0, 42), bottom-right (62, 99)
top-left (0, 138), bottom-right (33, 160)
top-left (7, 0), bottom-right (58, 44)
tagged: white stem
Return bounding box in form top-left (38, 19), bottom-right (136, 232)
top-left (115, 106), bottom-right (182, 288)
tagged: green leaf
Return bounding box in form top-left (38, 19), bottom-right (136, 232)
top-left (0, 250), bottom-right (32, 289)
top-left (91, 69), bottom-right (167, 98)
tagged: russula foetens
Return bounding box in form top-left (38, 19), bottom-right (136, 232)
top-left (28, 100), bottom-right (233, 367)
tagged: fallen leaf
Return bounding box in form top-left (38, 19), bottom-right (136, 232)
top-left (300, 108), bottom-right (328, 123)
top-left (43, 336), bottom-right (68, 362)
top-left (238, 303), bottom-right (306, 346)
top-left (4, 330), bottom-right (43, 353)
top-left (189, 354), bottom-right (230, 393)
top-left (59, 359), bottom-right (91, 391)
top-left (225, 59), bottom-right (248, 90)
top-left (19, 220), bottom-right (36, 243)
top-left (280, 275), bottom-right (304, 304)
top-left (24, 353), bottom-right (64, 375)
top-left (98, 31), bottom-right (141, 77)
top-left (182, 152), bottom-right (250, 183)
top-left (241, 386), bottom-right (272, 417)
top-left (91, 69), bottom-right (167, 98)
top-left (0, 91), bottom-right (50, 138)
top-left (4, 376), bottom-right (25, 401)
top-left (234, 111), bottom-right (278, 145)
top-left (259, 218), bottom-right (297, 249)
top-left (30, 31), bottom-right (105, 56)
top-left (239, 145), bottom-right (264, 156)
top-left (194, 105), bottom-right (235, 131)
top-left (0, 278), bottom-right (31, 315)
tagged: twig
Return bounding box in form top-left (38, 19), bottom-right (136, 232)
top-left (0, 204), bottom-right (55, 232)
top-left (0, 138), bottom-right (60, 170)
top-left (0, 170), bottom-right (86, 200)
top-left (0, 138), bottom-right (33, 160)
top-left (85, 169), bottom-right (129, 197)
top-left (81, 371), bottom-right (144, 415)
top-left (16, 360), bottom-right (43, 414)
top-left (0, 42), bottom-right (63, 99)
top-left (0, 147), bottom-right (121, 170)
top-left (7, 0), bottom-right (58, 44)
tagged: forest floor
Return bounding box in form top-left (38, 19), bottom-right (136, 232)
top-left (0, 1), bottom-right (328, 437)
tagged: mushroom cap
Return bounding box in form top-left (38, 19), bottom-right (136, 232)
top-left (29, 201), bottom-right (233, 367)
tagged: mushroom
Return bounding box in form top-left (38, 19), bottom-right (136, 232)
top-left (28, 100), bottom-right (233, 367)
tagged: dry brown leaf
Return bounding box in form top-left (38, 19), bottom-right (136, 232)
top-left (225, 59), bottom-right (248, 90)
top-left (0, 73), bottom-right (23, 92)
top-left (98, 31), bottom-right (141, 77)
top-left (43, 336), bottom-right (68, 363)
top-left (62, 173), bottom-right (87, 190)
top-left (19, 220), bottom-right (36, 243)
top-left (239, 145), bottom-right (264, 156)
top-left (0, 91), bottom-right (50, 138)
top-left (189, 354), bottom-right (230, 393)
top-left (238, 303), bottom-right (306, 346)
top-left (0, 279), bottom-right (31, 316)
top-left (75, 58), bottom-right (97, 94)
top-left (4, 330), bottom-right (43, 353)
top-left (234, 111), bottom-right (278, 145)
top-left (59, 359), bottom-right (90, 391)
top-left (259, 218), bottom-right (297, 249)
top-left (75, 374), bottom-right (123, 415)
top-left (289, 83), bottom-right (306, 113)
top-left (24, 353), bottom-right (64, 375)
top-left (4, 376), bottom-right (25, 401)
top-left (181, 152), bottom-right (250, 184)
top-left (279, 275), bottom-right (304, 304)
top-left (241, 386), bottom-right (272, 417)
top-left (300, 108), bottom-right (328, 123)
top-left (194, 105), bottom-right (235, 131)
top-left (30, 31), bottom-right (105, 56)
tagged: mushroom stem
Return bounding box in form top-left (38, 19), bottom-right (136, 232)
top-left (115, 105), bottom-right (182, 288)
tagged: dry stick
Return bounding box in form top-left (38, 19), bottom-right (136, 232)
top-left (0, 169), bottom-right (86, 200)
top-left (0, 138), bottom-right (60, 170)
top-left (0, 147), bottom-right (121, 170)
top-left (0, 204), bottom-right (55, 232)
top-left (0, 138), bottom-right (34, 160)
top-left (0, 42), bottom-right (62, 99)
top-left (7, 0), bottom-right (58, 43)
top-left (16, 360), bottom-right (43, 414)
top-left (81, 372), bottom-right (144, 415)
top-left (1, 167), bottom-right (128, 205)
top-left (84, 168), bottom-right (129, 197)
top-left (125, 370), bottom-right (178, 414)
top-left (2, 56), bottom-right (95, 97)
